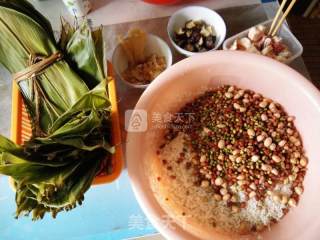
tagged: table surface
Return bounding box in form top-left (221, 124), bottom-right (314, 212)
top-left (29, 0), bottom-right (261, 29)
top-left (0, 1), bottom-right (314, 240)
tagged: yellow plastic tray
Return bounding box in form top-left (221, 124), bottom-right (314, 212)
top-left (11, 62), bottom-right (123, 185)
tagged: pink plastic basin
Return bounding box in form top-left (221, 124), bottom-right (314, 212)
top-left (127, 51), bottom-right (320, 240)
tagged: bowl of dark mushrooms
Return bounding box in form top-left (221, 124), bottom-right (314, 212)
top-left (167, 6), bottom-right (226, 57)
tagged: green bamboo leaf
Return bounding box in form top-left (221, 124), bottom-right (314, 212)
top-left (0, 4), bottom-right (90, 133)
top-left (0, 1), bottom-right (114, 220)
top-left (48, 80), bottom-right (110, 134)
top-left (66, 21), bottom-right (105, 88)
top-left (92, 27), bottom-right (106, 80)
top-left (0, 135), bottom-right (23, 153)
top-left (40, 154), bottom-right (101, 208)
top-left (0, 0), bottom-right (55, 41)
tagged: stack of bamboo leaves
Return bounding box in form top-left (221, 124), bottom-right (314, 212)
top-left (0, 0), bottom-right (114, 220)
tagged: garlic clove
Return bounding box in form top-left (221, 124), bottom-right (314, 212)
top-left (257, 24), bottom-right (267, 33)
top-left (248, 27), bottom-right (264, 42)
top-left (238, 37), bottom-right (252, 50)
top-left (230, 40), bottom-right (238, 50)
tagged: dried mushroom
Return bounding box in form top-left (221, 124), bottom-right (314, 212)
top-left (174, 19), bottom-right (217, 52)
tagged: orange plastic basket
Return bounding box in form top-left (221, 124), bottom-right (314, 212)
top-left (11, 62), bottom-right (123, 185)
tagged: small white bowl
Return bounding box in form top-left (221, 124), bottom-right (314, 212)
top-left (112, 34), bottom-right (173, 89)
top-left (222, 19), bottom-right (303, 64)
top-left (167, 6), bottom-right (226, 57)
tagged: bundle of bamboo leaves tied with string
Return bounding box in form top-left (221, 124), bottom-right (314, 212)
top-left (0, 0), bottom-right (115, 220)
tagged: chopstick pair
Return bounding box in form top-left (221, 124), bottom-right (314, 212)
top-left (268, 0), bottom-right (297, 37)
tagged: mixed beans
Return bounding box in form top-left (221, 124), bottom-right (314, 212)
top-left (159, 85), bottom-right (307, 213)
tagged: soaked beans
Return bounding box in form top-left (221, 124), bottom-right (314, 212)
top-left (160, 85), bottom-right (308, 210)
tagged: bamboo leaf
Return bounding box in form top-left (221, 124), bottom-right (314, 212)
top-left (0, 6), bottom-right (91, 133)
top-left (66, 21), bottom-right (105, 88)
top-left (0, 1), bottom-right (113, 220)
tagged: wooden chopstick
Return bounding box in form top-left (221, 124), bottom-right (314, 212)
top-left (271, 0), bottom-right (297, 36)
top-left (268, 0), bottom-right (288, 35)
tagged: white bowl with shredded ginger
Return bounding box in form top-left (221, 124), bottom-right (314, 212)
top-left (127, 51), bottom-right (320, 240)
top-left (112, 33), bottom-right (172, 89)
